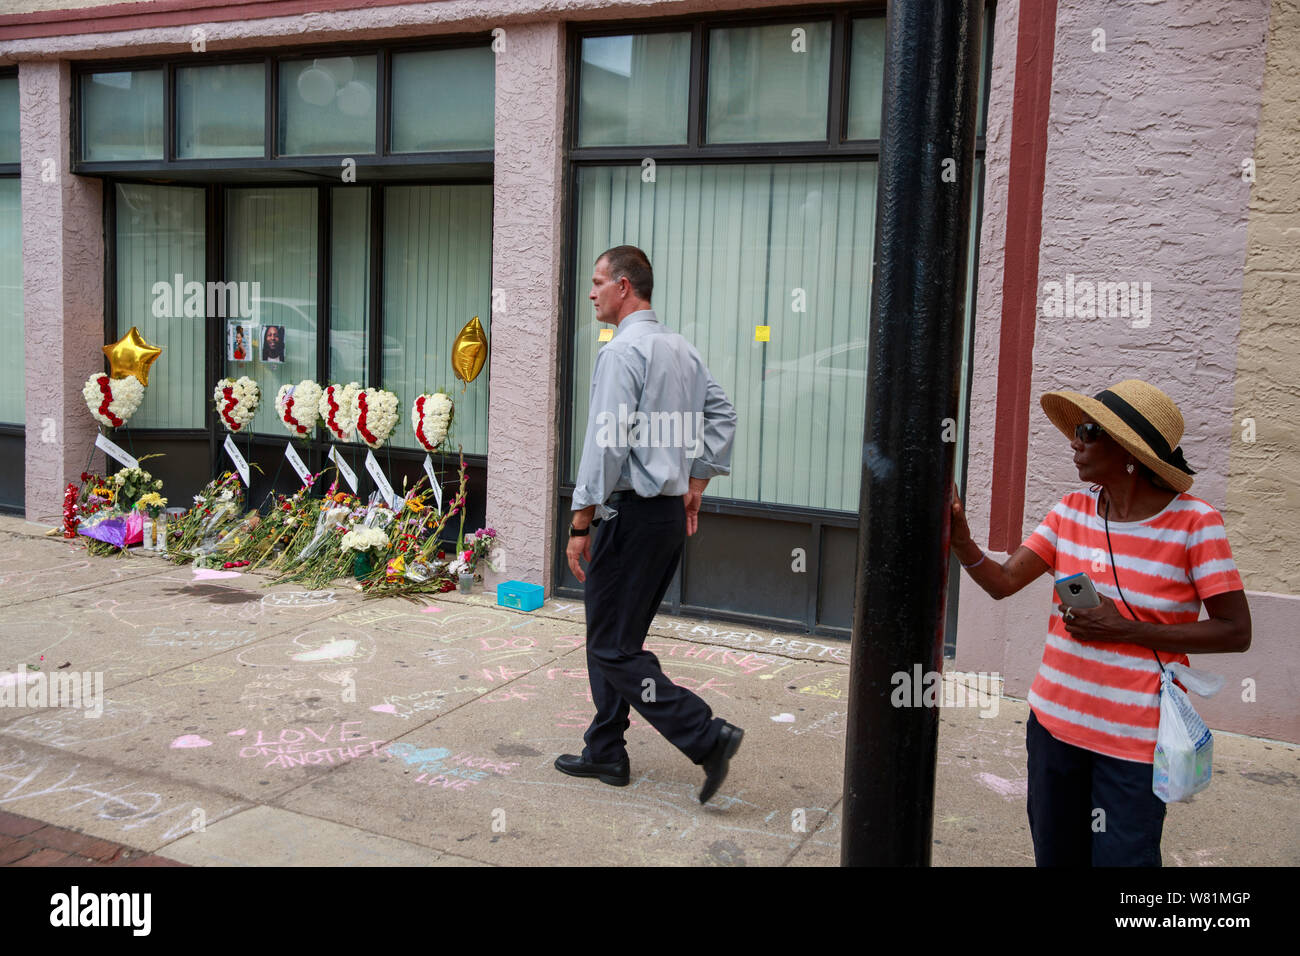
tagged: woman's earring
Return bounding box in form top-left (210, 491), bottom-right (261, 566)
top-left (1126, 462), bottom-right (1135, 474)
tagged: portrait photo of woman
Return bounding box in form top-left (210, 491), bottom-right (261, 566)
top-left (228, 322), bottom-right (249, 362)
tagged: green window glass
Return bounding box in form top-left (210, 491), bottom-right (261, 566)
top-left (845, 17), bottom-right (886, 140)
top-left (80, 70), bottom-right (164, 161)
top-left (330, 187), bottom-right (371, 385)
top-left (225, 188), bottom-right (317, 434)
top-left (382, 185), bottom-right (492, 454)
top-left (571, 162), bottom-right (878, 511)
top-left (578, 33), bottom-right (691, 147)
top-left (707, 22), bottom-right (831, 144)
top-left (0, 76), bottom-right (18, 164)
top-left (0, 179), bottom-right (21, 424)
top-left (390, 48), bottom-right (494, 153)
top-left (114, 184), bottom-right (206, 429)
top-left (279, 56), bottom-right (377, 156)
top-left (177, 63), bottom-right (266, 159)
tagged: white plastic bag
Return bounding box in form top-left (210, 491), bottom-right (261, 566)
top-left (1152, 662), bottom-right (1222, 803)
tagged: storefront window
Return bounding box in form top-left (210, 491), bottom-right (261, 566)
top-left (571, 162), bottom-right (877, 511)
top-left (225, 187), bottom-right (318, 433)
top-left (80, 70), bottom-right (164, 161)
top-left (280, 56), bottom-right (378, 156)
top-left (845, 17), bottom-right (886, 140)
top-left (707, 21), bottom-right (832, 144)
top-left (330, 187), bottom-right (371, 386)
top-left (114, 184), bottom-right (206, 429)
top-left (0, 179), bottom-right (21, 424)
top-left (0, 76), bottom-right (17, 164)
top-left (381, 184), bottom-right (493, 454)
top-left (390, 48), bottom-right (494, 152)
top-left (578, 32), bottom-right (690, 147)
top-left (177, 63), bottom-right (266, 159)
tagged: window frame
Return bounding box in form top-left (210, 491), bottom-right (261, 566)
top-left (0, 66), bottom-right (22, 436)
top-left (72, 35), bottom-right (496, 180)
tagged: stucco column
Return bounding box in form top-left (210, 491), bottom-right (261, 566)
top-left (21, 61), bottom-right (105, 522)
top-left (485, 22), bottom-right (566, 592)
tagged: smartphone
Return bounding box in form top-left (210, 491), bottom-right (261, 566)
top-left (1055, 572), bottom-right (1101, 609)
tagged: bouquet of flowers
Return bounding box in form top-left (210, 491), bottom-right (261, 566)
top-left (275, 380), bottom-right (323, 438)
top-left (214, 376), bottom-right (260, 433)
top-left (352, 387), bottom-right (400, 449)
top-left (448, 527), bottom-right (503, 578)
top-left (319, 382), bottom-right (361, 441)
top-left (83, 373), bottom-right (145, 428)
top-left (412, 392), bottom-right (454, 452)
top-left (167, 471), bottom-right (246, 559)
top-left (273, 489), bottom-right (366, 588)
top-left (110, 464), bottom-right (164, 512)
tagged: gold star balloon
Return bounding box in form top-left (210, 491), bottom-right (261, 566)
top-left (451, 315), bottom-right (488, 387)
top-left (103, 327), bottom-right (162, 386)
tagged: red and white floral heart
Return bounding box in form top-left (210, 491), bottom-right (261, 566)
top-left (213, 376), bottom-right (261, 433)
top-left (82, 373), bottom-right (145, 429)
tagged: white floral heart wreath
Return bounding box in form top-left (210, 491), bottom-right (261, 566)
top-left (351, 387), bottom-right (400, 449)
top-left (83, 373), bottom-right (144, 428)
top-left (213, 376), bottom-right (261, 433)
top-left (319, 382), bottom-right (360, 442)
top-left (412, 392), bottom-right (454, 452)
top-left (275, 380), bottom-right (323, 437)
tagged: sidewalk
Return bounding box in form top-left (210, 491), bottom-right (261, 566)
top-left (0, 515), bottom-right (1295, 866)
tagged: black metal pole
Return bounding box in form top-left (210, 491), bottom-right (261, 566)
top-left (841, 0), bottom-right (984, 866)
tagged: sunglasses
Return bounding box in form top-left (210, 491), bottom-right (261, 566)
top-left (1074, 423), bottom-right (1105, 443)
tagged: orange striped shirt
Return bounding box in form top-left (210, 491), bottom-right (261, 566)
top-left (1021, 488), bottom-right (1243, 763)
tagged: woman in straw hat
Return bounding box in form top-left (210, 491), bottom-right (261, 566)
top-left (950, 379), bottom-right (1251, 866)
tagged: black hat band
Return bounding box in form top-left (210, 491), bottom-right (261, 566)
top-left (1094, 389), bottom-right (1195, 476)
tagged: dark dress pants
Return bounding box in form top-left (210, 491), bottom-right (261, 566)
top-left (581, 494), bottom-right (722, 765)
top-left (1026, 711), bottom-right (1166, 866)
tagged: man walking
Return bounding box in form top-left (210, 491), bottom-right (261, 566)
top-left (561, 245), bottom-right (744, 805)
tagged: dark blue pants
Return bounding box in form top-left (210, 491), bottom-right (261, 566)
top-left (1026, 711), bottom-right (1166, 866)
top-left (581, 494), bottom-right (722, 765)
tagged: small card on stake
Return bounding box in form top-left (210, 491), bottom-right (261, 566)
top-left (284, 442), bottom-right (311, 486)
top-left (423, 454), bottom-right (444, 512)
top-left (365, 449), bottom-right (397, 510)
top-left (95, 432), bottom-right (138, 470)
top-left (328, 445), bottom-right (358, 493)
top-left (223, 434), bottom-right (250, 486)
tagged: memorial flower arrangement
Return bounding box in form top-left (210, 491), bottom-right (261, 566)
top-left (352, 387), bottom-right (400, 449)
top-left (83, 373), bottom-right (144, 429)
top-left (109, 463), bottom-right (164, 512)
top-left (275, 380), bottom-right (323, 438)
top-left (447, 527), bottom-right (503, 578)
top-left (135, 492), bottom-right (167, 519)
top-left (167, 471), bottom-right (246, 558)
top-left (412, 392), bottom-right (454, 452)
top-left (320, 382), bottom-right (361, 441)
top-left (214, 376), bottom-right (261, 433)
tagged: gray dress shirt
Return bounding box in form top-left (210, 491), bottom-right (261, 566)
top-left (572, 309), bottom-right (737, 521)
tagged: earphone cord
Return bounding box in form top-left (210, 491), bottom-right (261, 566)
top-left (1101, 490), bottom-right (1166, 675)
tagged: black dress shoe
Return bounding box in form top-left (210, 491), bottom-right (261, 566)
top-left (554, 752), bottom-right (630, 786)
top-left (698, 722), bottom-right (744, 804)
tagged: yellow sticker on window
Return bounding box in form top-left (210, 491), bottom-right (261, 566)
top-left (598, 328), bottom-right (614, 342)
top-left (754, 325), bottom-right (771, 342)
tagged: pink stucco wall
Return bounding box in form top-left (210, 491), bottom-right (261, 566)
top-left (21, 61), bottom-right (105, 521)
top-left (954, 0), bottom-right (1290, 742)
top-left (484, 20), bottom-right (566, 592)
top-left (1025, 0), bottom-right (1270, 525)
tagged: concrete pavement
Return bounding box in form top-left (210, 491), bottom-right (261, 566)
top-left (0, 515), bottom-right (1295, 867)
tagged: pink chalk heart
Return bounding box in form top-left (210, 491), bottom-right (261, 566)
top-left (170, 734), bottom-right (213, 749)
top-left (771, 713), bottom-right (796, 723)
top-left (420, 606), bottom-right (443, 613)
top-left (370, 704), bottom-right (398, 714)
top-left (193, 568), bottom-right (241, 580)
top-left (228, 729), bottom-right (247, 736)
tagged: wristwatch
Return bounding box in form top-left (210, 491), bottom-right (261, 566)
top-left (568, 524), bottom-right (590, 537)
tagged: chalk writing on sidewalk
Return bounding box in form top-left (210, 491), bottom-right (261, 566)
top-left (386, 742), bottom-right (518, 792)
top-left (233, 722), bottom-right (386, 770)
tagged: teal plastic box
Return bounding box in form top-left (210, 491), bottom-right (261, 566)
top-left (497, 580), bottom-right (544, 612)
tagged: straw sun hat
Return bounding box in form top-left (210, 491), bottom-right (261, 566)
top-left (1040, 379), bottom-right (1196, 493)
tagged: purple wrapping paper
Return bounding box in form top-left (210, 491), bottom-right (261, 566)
top-left (78, 510), bottom-right (144, 548)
